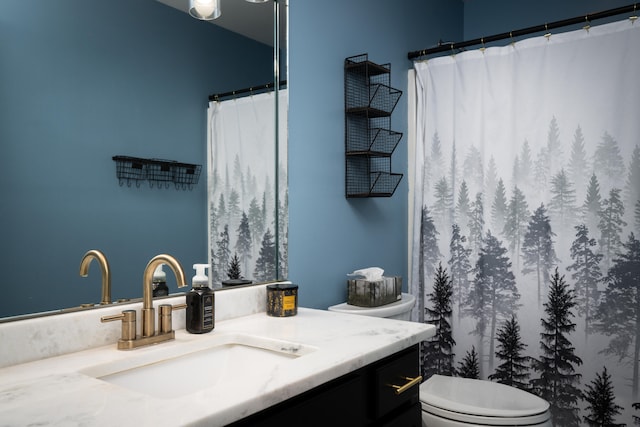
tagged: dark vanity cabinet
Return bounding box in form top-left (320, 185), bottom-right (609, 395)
top-left (227, 344), bottom-right (421, 427)
top-left (344, 54), bottom-right (403, 198)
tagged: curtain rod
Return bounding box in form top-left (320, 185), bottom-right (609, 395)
top-left (408, 3), bottom-right (638, 59)
top-left (208, 80), bottom-right (287, 102)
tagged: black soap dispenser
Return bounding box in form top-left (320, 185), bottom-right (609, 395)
top-left (186, 263), bottom-right (214, 334)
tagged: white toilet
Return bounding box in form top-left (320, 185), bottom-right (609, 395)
top-left (328, 294), bottom-right (552, 427)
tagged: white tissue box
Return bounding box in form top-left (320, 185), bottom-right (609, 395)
top-left (347, 276), bottom-right (402, 307)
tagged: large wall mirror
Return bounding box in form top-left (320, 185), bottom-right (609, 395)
top-left (0, 0), bottom-right (287, 320)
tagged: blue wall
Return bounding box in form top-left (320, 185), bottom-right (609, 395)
top-left (287, 0), bottom-right (463, 310)
top-left (0, 0), bottom-right (271, 316)
top-left (464, 0), bottom-right (633, 40)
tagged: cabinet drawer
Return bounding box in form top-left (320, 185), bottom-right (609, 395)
top-left (227, 372), bottom-right (365, 427)
top-left (381, 402), bottom-right (422, 427)
top-left (374, 345), bottom-right (421, 419)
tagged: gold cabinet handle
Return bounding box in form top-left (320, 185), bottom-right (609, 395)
top-left (388, 375), bottom-right (422, 395)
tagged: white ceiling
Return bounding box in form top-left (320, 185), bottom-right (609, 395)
top-left (156, 0), bottom-right (285, 47)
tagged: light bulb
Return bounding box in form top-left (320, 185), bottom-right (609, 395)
top-left (189, 0), bottom-right (221, 20)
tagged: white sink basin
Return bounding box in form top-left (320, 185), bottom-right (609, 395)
top-left (81, 333), bottom-right (316, 399)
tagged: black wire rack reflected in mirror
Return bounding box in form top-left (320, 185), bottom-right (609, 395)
top-left (112, 156), bottom-right (202, 190)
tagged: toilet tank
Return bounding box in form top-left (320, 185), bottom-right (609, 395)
top-left (327, 293), bottom-right (415, 321)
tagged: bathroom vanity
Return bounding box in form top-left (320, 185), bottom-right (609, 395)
top-left (0, 284), bottom-right (433, 426)
top-left (229, 344), bottom-right (422, 426)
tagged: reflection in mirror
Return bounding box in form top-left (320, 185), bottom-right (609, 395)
top-left (207, 0), bottom-right (288, 289)
top-left (207, 88), bottom-right (288, 287)
top-left (0, 0), bottom-right (286, 321)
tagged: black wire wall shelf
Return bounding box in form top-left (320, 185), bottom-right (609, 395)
top-left (345, 54), bottom-right (403, 198)
top-left (112, 156), bottom-right (202, 190)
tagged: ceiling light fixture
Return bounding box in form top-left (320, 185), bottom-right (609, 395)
top-left (245, 0), bottom-right (270, 3)
top-left (189, 0), bottom-right (221, 20)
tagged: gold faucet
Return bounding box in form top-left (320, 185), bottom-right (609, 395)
top-left (101, 254), bottom-right (187, 350)
top-left (79, 249), bottom-right (112, 305)
top-left (141, 254), bottom-right (187, 337)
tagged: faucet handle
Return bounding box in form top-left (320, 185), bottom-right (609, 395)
top-left (101, 310), bottom-right (136, 341)
top-left (158, 303), bottom-right (187, 334)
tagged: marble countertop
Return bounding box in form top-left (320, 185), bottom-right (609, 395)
top-left (0, 306), bottom-right (433, 426)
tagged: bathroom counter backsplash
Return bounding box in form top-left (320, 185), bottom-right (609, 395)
top-left (0, 303), bottom-right (433, 426)
top-left (0, 283), bottom-right (271, 368)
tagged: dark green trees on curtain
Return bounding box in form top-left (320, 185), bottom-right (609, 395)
top-left (422, 263), bottom-right (456, 378)
top-left (488, 315), bottom-right (530, 390)
top-left (593, 131), bottom-right (626, 187)
top-left (215, 225), bottom-right (231, 282)
top-left (531, 268), bottom-right (583, 427)
top-left (418, 206), bottom-right (441, 325)
top-left (208, 201), bottom-right (219, 283)
top-left (491, 178), bottom-right (508, 237)
top-left (517, 140), bottom-right (533, 189)
top-left (456, 181), bottom-right (471, 236)
top-left (626, 145), bottom-right (640, 212)
top-left (568, 126), bottom-right (589, 197)
top-left (521, 204), bottom-right (557, 306)
top-left (485, 156), bottom-right (498, 209)
top-left (567, 224), bottom-right (603, 339)
top-left (582, 367), bottom-right (625, 427)
top-left (248, 197), bottom-right (265, 246)
top-left (583, 173), bottom-right (602, 238)
top-left (434, 177), bottom-right (453, 234)
top-left (596, 233), bottom-right (640, 398)
top-left (235, 212), bottom-right (252, 276)
top-left (468, 193), bottom-right (485, 257)
top-left (503, 186), bottom-right (529, 269)
top-left (465, 230), bottom-right (520, 374)
top-left (598, 188), bottom-right (627, 269)
top-left (450, 142), bottom-right (458, 226)
top-left (457, 346), bottom-right (480, 379)
top-left (464, 145), bottom-right (484, 193)
top-left (431, 132), bottom-right (443, 181)
top-left (546, 116), bottom-right (562, 176)
top-left (253, 228), bottom-right (276, 282)
top-left (549, 169), bottom-right (577, 231)
top-left (227, 253), bottom-right (242, 280)
top-left (448, 223), bottom-right (472, 321)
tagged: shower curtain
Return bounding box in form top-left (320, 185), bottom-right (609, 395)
top-left (411, 19), bottom-right (640, 425)
top-left (207, 89), bottom-right (288, 286)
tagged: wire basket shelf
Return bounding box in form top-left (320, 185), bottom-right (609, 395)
top-left (112, 156), bottom-right (202, 190)
top-left (344, 54), bottom-right (403, 198)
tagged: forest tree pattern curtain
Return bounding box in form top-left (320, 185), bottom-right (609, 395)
top-left (207, 90), bottom-right (288, 286)
top-left (411, 20), bottom-right (640, 425)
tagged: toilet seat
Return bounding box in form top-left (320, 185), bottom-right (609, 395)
top-left (420, 375), bottom-right (550, 426)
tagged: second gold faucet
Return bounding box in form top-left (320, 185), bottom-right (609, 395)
top-left (79, 249), bottom-right (112, 305)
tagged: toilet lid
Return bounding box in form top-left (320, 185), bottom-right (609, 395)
top-left (420, 375), bottom-right (550, 424)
